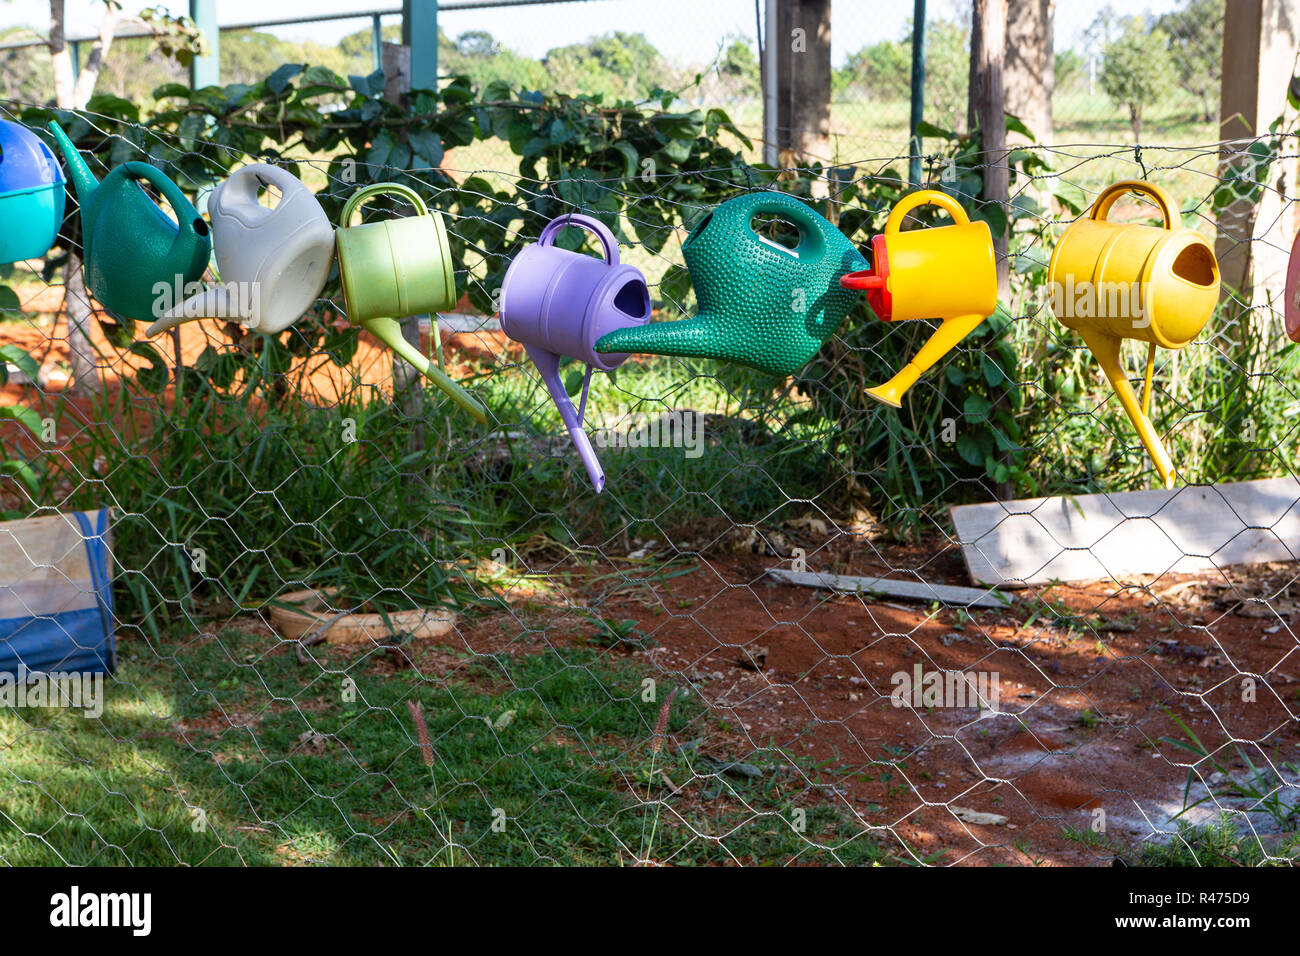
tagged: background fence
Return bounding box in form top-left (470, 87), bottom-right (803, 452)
top-left (0, 0), bottom-right (1298, 867)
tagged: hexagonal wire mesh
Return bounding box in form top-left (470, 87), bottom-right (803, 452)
top-left (0, 78), bottom-right (1298, 866)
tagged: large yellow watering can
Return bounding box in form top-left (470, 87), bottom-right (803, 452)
top-left (840, 190), bottom-right (997, 406)
top-left (1047, 180), bottom-right (1220, 489)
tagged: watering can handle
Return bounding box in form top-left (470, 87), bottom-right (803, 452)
top-left (1090, 180), bottom-right (1177, 230)
top-left (122, 162), bottom-right (204, 233)
top-left (742, 193), bottom-right (828, 260)
top-left (341, 182), bottom-right (429, 226)
top-left (229, 163), bottom-right (302, 209)
top-left (538, 214), bottom-right (620, 266)
top-left (885, 189), bottom-right (970, 234)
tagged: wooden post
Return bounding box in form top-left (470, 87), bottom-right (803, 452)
top-left (968, 0), bottom-right (1010, 299)
top-left (1214, 0), bottom-right (1299, 329)
top-left (1004, 0), bottom-right (1053, 146)
top-left (775, 0), bottom-right (832, 174)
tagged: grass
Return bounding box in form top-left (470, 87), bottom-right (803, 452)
top-left (0, 622), bottom-right (895, 866)
top-left (1065, 819), bottom-right (1300, 866)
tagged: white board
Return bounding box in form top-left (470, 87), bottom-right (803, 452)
top-left (948, 477), bottom-right (1300, 587)
top-left (765, 568), bottom-right (1011, 608)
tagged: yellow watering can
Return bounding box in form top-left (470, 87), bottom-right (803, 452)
top-left (840, 190), bottom-right (997, 406)
top-left (1047, 180), bottom-right (1220, 489)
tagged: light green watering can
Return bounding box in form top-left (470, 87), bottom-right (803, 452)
top-left (48, 120), bottom-right (211, 322)
top-left (336, 182), bottom-right (487, 423)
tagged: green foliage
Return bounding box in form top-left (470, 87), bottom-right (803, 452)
top-left (1159, 0), bottom-right (1225, 123)
top-left (838, 40), bottom-right (910, 101)
top-left (543, 32), bottom-right (669, 102)
top-left (1100, 17), bottom-right (1177, 140)
top-left (0, 337), bottom-right (42, 514)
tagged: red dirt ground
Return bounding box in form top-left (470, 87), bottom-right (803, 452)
top-left (435, 543), bottom-right (1300, 866)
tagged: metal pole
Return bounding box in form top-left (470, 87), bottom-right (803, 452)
top-left (70, 40), bottom-right (80, 83)
top-left (763, 0), bottom-right (778, 166)
top-left (190, 0), bottom-right (220, 88)
top-left (372, 13), bottom-right (383, 72)
top-left (908, 0), bottom-right (926, 186)
top-left (403, 0), bottom-right (438, 91)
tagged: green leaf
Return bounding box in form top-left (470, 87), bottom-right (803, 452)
top-left (128, 342), bottom-right (169, 394)
top-left (611, 140), bottom-right (639, 179)
top-left (267, 63), bottom-right (304, 96)
top-left (563, 366), bottom-right (587, 397)
top-left (1053, 181), bottom-right (1087, 215)
top-left (914, 120), bottom-right (953, 139)
top-left (956, 434), bottom-right (984, 467)
top-left (407, 129), bottom-right (445, 168)
top-left (963, 393), bottom-right (993, 421)
top-left (1004, 114), bottom-right (1034, 140)
top-left (0, 458), bottom-right (39, 494)
top-left (0, 345), bottom-right (38, 385)
top-left (0, 403), bottom-right (44, 437)
top-left (981, 353), bottom-right (1005, 387)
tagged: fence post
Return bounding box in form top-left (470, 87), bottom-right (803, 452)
top-left (762, 0), bottom-right (779, 166)
top-left (969, 0), bottom-right (1010, 299)
top-left (776, 0), bottom-right (832, 177)
top-left (909, 0), bottom-right (927, 186)
top-left (189, 0), bottom-right (220, 88)
top-left (1215, 0), bottom-right (1299, 331)
top-left (372, 14), bottom-right (384, 73)
top-left (403, 0), bottom-right (438, 91)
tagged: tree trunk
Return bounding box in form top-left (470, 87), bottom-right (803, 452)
top-left (776, 0), bottom-right (833, 184)
top-left (1004, 0), bottom-right (1054, 145)
top-left (1130, 103), bottom-right (1141, 142)
top-left (968, 0), bottom-right (1010, 300)
top-left (969, 0), bottom-right (1013, 502)
top-left (49, 0), bottom-right (122, 395)
top-left (62, 252), bottom-right (102, 391)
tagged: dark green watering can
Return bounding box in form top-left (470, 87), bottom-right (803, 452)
top-left (48, 121), bottom-right (211, 322)
top-left (594, 191), bottom-right (867, 375)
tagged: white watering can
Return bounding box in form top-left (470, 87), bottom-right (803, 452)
top-left (147, 163), bottom-right (335, 336)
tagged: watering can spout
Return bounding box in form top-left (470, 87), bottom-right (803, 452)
top-left (46, 121), bottom-right (98, 203)
top-left (147, 285), bottom-right (243, 337)
top-left (594, 316), bottom-right (716, 364)
top-left (1078, 327), bottom-right (1177, 490)
top-left (525, 345), bottom-right (606, 494)
top-left (361, 316), bottom-right (489, 425)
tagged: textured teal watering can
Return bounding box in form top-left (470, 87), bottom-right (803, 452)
top-left (594, 191), bottom-right (867, 375)
top-left (48, 121), bottom-right (211, 321)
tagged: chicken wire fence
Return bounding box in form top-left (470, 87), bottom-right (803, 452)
top-left (0, 96), bottom-right (1299, 867)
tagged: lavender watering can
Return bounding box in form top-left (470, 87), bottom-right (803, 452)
top-left (499, 214), bottom-right (651, 493)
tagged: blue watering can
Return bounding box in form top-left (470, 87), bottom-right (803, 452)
top-left (0, 119), bottom-right (66, 264)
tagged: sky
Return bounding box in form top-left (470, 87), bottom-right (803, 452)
top-left (2, 0), bottom-right (1183, 65)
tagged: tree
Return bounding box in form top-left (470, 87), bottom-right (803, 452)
top-left (838, 40), bottom-right (910, 101)
top-left (925, 18), bottom-right (972, 132)
top-left (49, 0), bottom-right (124, 394)
top-left (1099, 17), bottom-right (1175, 141)
top-left (718, 37), bottom-right (760, 93)
top-left (1004, 0), bottom-right (1053, 144)
top-left (1159, 0), bottom-right (1224, 123)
